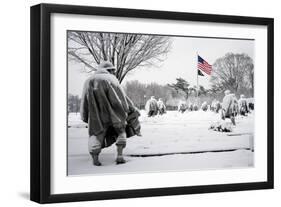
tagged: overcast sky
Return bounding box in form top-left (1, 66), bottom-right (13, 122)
top-left (68, 35), bottom-right (254, 97)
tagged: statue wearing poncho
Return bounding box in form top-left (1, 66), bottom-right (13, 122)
top-left (80, 61), bottom-right (141, 165)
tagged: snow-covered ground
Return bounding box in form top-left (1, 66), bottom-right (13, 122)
top-left (67, 110), bottom-right (254, 176)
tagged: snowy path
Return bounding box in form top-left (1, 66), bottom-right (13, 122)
top-left (67, 111), bottom-right (254, 175)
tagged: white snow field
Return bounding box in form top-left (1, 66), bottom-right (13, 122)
top-left (67, 110), bottom-right (254, 176)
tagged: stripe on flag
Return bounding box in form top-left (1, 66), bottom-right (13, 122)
top-left (198, 55), bottom-right (212, 75)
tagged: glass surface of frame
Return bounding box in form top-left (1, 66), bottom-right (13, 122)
top-left (30, 3), bottom-right (274, 204)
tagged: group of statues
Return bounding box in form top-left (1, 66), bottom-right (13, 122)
top-left (145, 91), bottom-right (254, 122)
top-left (178, 101), bottom-right (199, 113)
top-left (178, 92), bottom-right (252, 114)
top-left (221, 90), bottom-right (253, 125)
top-left (145, 96), bottom-right (167, 117)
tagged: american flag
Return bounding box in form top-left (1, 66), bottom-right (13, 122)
top-left (198, 55), bottom-right (212, 75)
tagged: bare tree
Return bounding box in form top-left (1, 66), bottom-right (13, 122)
top-left (198, 85), bottom-right (207, 96)
top-left (68, 31), bottom-right (172, 83)
top-left (210, 53), bottom-right (254, 96)
top-left (168, 78), bottom-right (193, 100)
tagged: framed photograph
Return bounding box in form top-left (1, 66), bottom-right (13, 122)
top-left (30, 3), bottom-right (274, 203)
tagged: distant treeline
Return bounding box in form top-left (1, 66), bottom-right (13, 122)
top-left (68, 73), bottom-right (253, 113)
top-left (68, 94), bottom-right (81, 113)
top-left (124, 80), bottom-right (181, 110)
top-left (124, 79), bottom-right (253, 110)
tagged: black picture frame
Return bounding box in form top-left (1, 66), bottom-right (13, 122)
top-left (30, 3), bottom-right (274, 204)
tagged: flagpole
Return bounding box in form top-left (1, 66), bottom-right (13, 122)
top-left (196, 52), bottom-right (199, 106)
